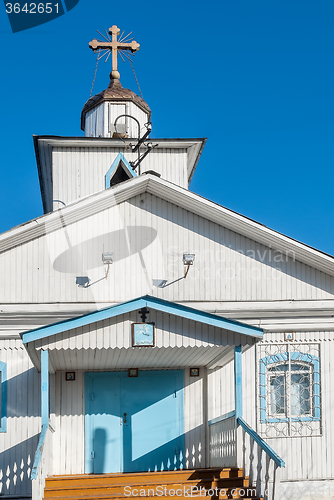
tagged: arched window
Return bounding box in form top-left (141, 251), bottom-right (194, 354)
top-left (259, 348), bottom-right (320, 426)
top-left (267, 361), bottom-right (313, 418)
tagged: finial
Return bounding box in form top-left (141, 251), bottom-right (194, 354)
top-left (89, 25), bottom-right (140, 80)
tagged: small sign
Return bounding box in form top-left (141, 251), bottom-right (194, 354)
top-left (132, 323), bottom-right (155, 347)
top-left (66, 372), bottom-right (75, 381)
top-left (284, 332), bottom-right (294, 341)
top-left (190, 368), bottom-right (199, 377)
top-left (128, 368), bottom-right (138, 377)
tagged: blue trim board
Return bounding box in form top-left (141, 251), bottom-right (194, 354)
top-left (0, 361), bottom-right (7, 433)
top-left (31, 424), bottom-right (48, 480)
top-left (234, 346), bottom-right (242, 420)
top-left (21, 295), bottom-right (263, 344)
top-left (41, 350), bottom-right (49, 426)
top-left (237, 417), bottom-right (285, 468)
top-left (84, 372), bottom-right (94, 474)
top-left (260, 351), bottom-right (320, 423)
top-left (105, 153), bottom-right (137, 189)
top-left (208, 410), bottom-right (236, 426)
top-left (31, 351), bottom-right (50, 479)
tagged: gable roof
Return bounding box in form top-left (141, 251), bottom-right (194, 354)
top-left (21, 294), bottom-right (263, 344)
top-left (1, 173), bottom-right (334, 276)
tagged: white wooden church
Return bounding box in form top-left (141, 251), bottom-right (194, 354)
top-left (0, 25), bottom-right (334, 500)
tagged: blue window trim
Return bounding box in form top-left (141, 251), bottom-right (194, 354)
top-left (0, 361), bottom-right (7, 432)
top-left (105, 153), bottom-right (137, 189)
top-left (260, 351), bottom-right (320, 424)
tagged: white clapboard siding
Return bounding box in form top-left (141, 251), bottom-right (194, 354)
top-left (208, 364), bottom-right (235, 421)
top-left (257, 334), bottom-right (334, 482)
top-left (30, 311), bottom-right (248, 352)
top-left (184, 368), bottom-right (206, 469)
top-left (84, 104), bottom-right (105, 138)
top-left (84, 101), bottom-right (149, 139)
top-left (53, 371), bottom-right (85, 475)
top-left (211, 332), bottom-right (334, 482)
top-left (0, 340), bottom-right (40, 497)
top-left (1, 332), bottom-right (334, 484)
top-left (1, 193), bottom-right (334, 304)
top-left (52, 147), bottom-right (189, 209)
top-left (52, 368), bottom-right (206, 475)
top-left (108, 103), bottom-right (127, 137)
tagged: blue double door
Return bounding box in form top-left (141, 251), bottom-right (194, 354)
top-left (85, 370), bottom-right (184, 473)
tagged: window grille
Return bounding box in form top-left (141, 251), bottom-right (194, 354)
top-left (257, 342), bottom-right (321, 438)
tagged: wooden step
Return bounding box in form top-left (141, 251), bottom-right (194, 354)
top-left (46, 468), bottom-right (244, 487)
top-left (44, 469), bottom-right (262, 500)
top-left (45, 478), bottom-right (251, 497)
top-left (44, 495), bottom-right (262, 500)
top-left (43, 493), bottom-right (263, 500)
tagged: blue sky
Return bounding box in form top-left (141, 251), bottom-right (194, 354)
top-left (1, 0), bottom-right (334, 254)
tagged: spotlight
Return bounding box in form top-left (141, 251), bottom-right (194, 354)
top-left (183, 253), bottom-right (195, 266)
top-left (102, 253), bottom-right (114, 264)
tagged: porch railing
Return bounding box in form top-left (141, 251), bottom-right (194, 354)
top-left (237, 417), bottom-right (284, 500)
top-left (208, 411), bottom-right (237, 468)
top-left (31, 421), bottom-right (54, 500)
top-left (208, 414), bottom-right (284, 500)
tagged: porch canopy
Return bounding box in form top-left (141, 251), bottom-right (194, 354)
top-left (21, 295), bottom-right (263, 372)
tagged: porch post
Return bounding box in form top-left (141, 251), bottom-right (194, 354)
top-left (41, 350), bottom-right (49, 426)
top-left (234, 345), bottom-right (242, 420)
top-left (234, 345), bottom-right (243, 468)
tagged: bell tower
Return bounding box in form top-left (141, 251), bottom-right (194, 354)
top-left (35, 24), bottom-right (206, 214)
top-left (81, 25), bottom-right (151, 139)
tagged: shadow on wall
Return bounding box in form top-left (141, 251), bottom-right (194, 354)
top-left (91, 424), bottom-right (205, 474)
top-left (0, 434), bottom-right (39, 496)
top-left (86, 372), bottom-right (206, 473)
top-left (52, 227), bottom-right (158, 273)
top-left (128, 196), bottom-right (334, 296)
top-left (7, 368), bottom-right (41, 418)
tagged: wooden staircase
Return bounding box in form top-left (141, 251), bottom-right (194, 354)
top-left (44, 468), bottom-right (263, 500)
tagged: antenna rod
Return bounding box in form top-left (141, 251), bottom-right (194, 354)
top-left (131, 123), bottom-right (152, 153)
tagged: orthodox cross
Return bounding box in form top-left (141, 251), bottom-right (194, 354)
top-left (89, 25), bottom-right (140, 79)
top-left (139, 307), bottom-right (149, 322)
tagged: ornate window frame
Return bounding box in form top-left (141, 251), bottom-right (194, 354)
top-left (257, 343), bottom-right (321, 438)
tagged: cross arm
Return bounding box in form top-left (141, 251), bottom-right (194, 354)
top-left (89, 39), bottom-right (140, 53)
top-left (89, 39), bottom-right (110, 51)
top-left (119, 41), bottom-right (140, 53)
